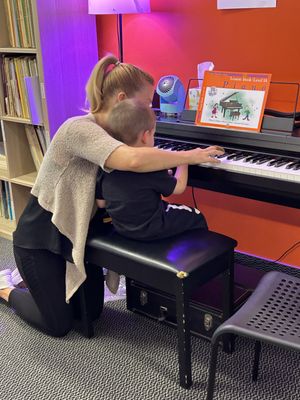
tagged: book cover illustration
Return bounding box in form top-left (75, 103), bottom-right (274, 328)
top-left (195, 71), bottom-right (272, 132)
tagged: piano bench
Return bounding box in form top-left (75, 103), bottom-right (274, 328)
top-left (83, 225), bottom-right (237, 389)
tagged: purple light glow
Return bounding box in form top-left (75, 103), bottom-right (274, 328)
top-left (88, 0), bottom-right (151, 15)
top-left (166, 239), bottom-right (207, 272)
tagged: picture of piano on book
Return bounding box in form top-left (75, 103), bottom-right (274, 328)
top-left (196, 71), bottom-right (271, 132)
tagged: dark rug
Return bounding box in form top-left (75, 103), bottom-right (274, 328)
top-left (1, 298), bottom-right (299, 400)
top-left (1, 237), bottom-right (299, 399)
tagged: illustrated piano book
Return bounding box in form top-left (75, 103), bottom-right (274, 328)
top-left (195, 71), bottom-right (272, 132)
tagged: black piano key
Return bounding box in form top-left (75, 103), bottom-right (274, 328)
top-left (155, 138), bottom-right (166, 143)
top-left (155, 140), bottom-right (167, 147)
top-left (173, 146), bottom-right (190, 151)
top-left (285, 160), bottom-right (300, 169)
top-left (226, 152), bottom-right (242, 160)
top-left (177, 144), bottom-right (201, 151)
top-left (232, 153), bottom-right (251, 161)
top-left (291, 163), bottom-right (300, 170)
top-left (217, 150), bottom-right (233, 158)
top-left (242, 154), bottom-right (255, 162)
top-left (160, 142), bottom-right (177, 149)
top-left (272, 158), bottom-right (292, 168)
top-left (217, 150), bottom-right (233, 159)
top-left (243, 154), bottom-right (262, 163)
top-left (254, 156), bottom-right (274, 165)
top-left (226, 152), bottom-right (249, 161)
top-left (248, 157), bottom-right (268, 164)
top-left (267, 157), bottom-right (283, 166)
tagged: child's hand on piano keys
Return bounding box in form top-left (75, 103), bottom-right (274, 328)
top-left (188, 145), bottom-right (225, 165)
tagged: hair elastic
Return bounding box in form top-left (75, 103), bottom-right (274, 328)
top-left (115, 61), bottom-right (121, 66)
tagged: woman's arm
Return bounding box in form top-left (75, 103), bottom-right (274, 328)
top-left (64, 118), bottom-right (223, 173)
top-left (105, 144), bottom-right (224, 173)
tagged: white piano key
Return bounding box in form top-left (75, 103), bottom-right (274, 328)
top-left (201, 157), bottom-right (300, 183)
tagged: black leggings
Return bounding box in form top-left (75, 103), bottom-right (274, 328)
top-left (9, 246), bottom-right (104, 337)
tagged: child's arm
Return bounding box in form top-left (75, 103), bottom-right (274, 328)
top-left (96, 199), bottom-right (106, 208)
top-left (172, 165), bottom-right (188, 194)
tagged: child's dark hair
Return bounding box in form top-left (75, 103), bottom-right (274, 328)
top-left (106, 99), bottom-right (156, 145)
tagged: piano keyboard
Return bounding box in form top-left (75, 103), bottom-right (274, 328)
top-left (155, 138), bottom-right (300, 183)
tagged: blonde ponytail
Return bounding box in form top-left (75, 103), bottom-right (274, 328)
top-left (85, 54), bottom-right (154, 113)
top-left (85, 55), bottom-right (119, 113)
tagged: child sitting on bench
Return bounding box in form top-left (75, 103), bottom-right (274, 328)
top-left (96, 99), bottom-right (222, 293)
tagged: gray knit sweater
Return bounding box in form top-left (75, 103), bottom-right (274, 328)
top-left (31, 113), bottom-right (122, 301)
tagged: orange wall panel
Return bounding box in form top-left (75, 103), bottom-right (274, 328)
top-left (167, 189), bottom-right (300, 267)
top-left (96, 1), bottom-right (300, 267)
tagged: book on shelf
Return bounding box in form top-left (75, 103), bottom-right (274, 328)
top-left (24, 0), bottom-right (35, 47)
top-left (4, 0), bottom-right (16, 47)
top-left (0, 140), bottom-right (6, 170)
top-left (0, 56), bottom-right (38, 119)
top-left (16, 0), bottom-right (28, 48)
top-left (0, 182), bottom-right (4, 218)
top-left (14, 57), bottom-right (30, 118)
top-left (35, 126), bottom-right (47, 154)
top-left (8, 181), bottom-right (15, 220)
top-left (9, 57), bottom-right (22, 117)
top-left (25, 124), bottom-right (43, 170)
top-left (4, 180), bottom-right (14, 220)
top-left (8, 0), bottom-right (21, 47)
top-left (0, 180), bottom-right (15, 220)
top-left (0, 180), bottom-right (9, 220)
top-left (24, 75), bottom-right (43, 125)
top-left (0, 127), bottom-right (5, 169)
top-left (195, 71), bottom-right (272, 132)
top-left (3, 0), bottom-right (35, 48)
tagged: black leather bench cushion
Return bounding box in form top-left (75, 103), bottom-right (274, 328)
top-left (85, 226), bottom-right (237, 293)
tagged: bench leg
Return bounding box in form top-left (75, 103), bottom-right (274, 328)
top-left (175, 279), bottom-right (192, 389)
top-left (125, 277), bottom-right (133, 311)
top-left (222, 251), bottom-right (235, 353)
top-left (78, 281), bottom-right (94, 338)
top-left (206, 337), bottom-right (221, 400)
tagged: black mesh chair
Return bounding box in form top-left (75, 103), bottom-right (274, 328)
top-left (206, 270), bottom-right (300, 400)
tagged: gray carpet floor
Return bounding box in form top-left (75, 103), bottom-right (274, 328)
top-left (0, 237), bottom-right (299, 400)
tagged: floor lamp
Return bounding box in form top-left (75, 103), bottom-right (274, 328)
top-left (88, 0), bottom-right (151, 62)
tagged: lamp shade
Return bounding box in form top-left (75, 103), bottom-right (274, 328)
top-left (88, 0), bottom-right (151, 14)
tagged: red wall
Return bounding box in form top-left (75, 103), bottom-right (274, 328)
top-left (96, 1), bottom-right (300, 267)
